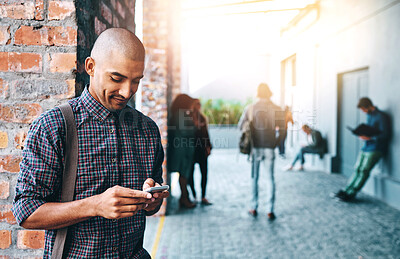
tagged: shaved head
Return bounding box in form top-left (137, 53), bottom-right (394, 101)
top-left (85, 28), bottom-right (146, 112)
top-left (91, 28), bottom-right (145, 63)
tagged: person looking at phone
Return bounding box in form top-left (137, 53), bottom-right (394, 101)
top-left (332, 97), bottom-right (390, 202)
top-left (12, 28), bottom-right (169, 258)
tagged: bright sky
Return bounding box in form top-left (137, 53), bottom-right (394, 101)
top-left (181, 0), bottom-right (316, 96)
top-left (183, 13), bottom-right (274, 91)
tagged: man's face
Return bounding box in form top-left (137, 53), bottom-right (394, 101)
top-left (360, 107), bottom-right (372, 114)
top-left (86, 50), bottom-right (144, 112)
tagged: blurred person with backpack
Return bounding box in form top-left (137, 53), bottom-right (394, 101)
top-left (238, 83), bottom-right (283, 220)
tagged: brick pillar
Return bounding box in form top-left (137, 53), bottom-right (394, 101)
top-left (142, 0), bottom-right (181, 215)
top-left (166, 0), bottom-right (182, 107)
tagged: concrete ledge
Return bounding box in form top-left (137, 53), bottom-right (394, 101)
top-left (364, 174), bottom-right (400, 210)
top-left (208, 125), bottom-right (240, 149)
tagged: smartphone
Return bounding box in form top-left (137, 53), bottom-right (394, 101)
top-left (144, 185), bottom-right (169, 193)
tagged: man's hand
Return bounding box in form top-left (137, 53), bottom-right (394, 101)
top-left (142, 178), bottom-right (170, 213)
top-left (359, 135), bottom-right (371, 141)
top-left (94, 185), bottom-right (152, 219)
top-left (21, 184), bottom-right (158, 230)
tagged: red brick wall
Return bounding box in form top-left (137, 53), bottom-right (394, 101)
top-left (142, 0), bottom-right (181, 124)
top-left (0, 0), bottom-right (76, 257)
top-left (0, 0), bottom-right (174, 256)
top-left (142, 0), bottom-right (181, 215)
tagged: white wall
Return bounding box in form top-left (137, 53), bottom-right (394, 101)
top-left (276, 0), bottom-right (400, 208)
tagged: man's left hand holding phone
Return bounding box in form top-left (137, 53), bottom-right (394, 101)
top-left (142, 178), bottom-right (170, 215)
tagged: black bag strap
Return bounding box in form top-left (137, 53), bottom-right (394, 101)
top-left (52, 103), bottom-right (78, 259)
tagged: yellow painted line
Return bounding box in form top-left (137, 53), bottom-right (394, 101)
top-left (150, 172), bottom-right (179, 258)
top-left (151, 215), bottom-right (165, 258)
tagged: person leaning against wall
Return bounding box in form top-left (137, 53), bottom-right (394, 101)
top-left (12, 28), bottom-right (169, 258)
top-left (332, 97), bottom-right (390, 202)
top-left (238, 83), bottom-right (283, 220)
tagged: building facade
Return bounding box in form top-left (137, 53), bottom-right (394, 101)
top-left (277, 0), bottom-right (400, 209)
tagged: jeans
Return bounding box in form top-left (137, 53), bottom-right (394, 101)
top-left (278, 130), bottom-right (287, 155)
top-left (344, 151), bottom-right (382, 197)
top-left (251, 148), bottom-right (275, 213)
top-left (291, 146), bottom-right (320, 166)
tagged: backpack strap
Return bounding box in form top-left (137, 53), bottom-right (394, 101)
top-left (248, 104), bottom-right (254, 158)
top-left (52, 103), bottom-right (78, 259)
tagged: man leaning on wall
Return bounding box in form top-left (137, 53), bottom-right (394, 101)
top-left (332, 97), bottom-right (390, 202)
top-left (12, 28), bottom-right (169, 258)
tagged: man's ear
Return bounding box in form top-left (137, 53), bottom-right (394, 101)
top-left (85, 57), bottom-right (95, 76)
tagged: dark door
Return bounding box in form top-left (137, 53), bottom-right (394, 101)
top-left (338, 69), bottom-right (368, 177)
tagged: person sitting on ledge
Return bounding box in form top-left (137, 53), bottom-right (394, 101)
top-left (287, 124), bottom-right (325, 171)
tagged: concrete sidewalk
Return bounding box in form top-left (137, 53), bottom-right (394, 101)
top-left (144, 149), bottom-right (400, 259)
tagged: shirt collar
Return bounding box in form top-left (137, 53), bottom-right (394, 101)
top-left (80, 86), bottom-right (111, 123)
top-left (80, 86), bottom-right (139, 125)
top-left (255, 98), bottom-right (271, 104)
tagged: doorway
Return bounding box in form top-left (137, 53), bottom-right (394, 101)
top-left (337, 68), bottom-right (369, 177)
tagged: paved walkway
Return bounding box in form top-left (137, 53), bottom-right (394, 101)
top-left (144, 149), bottom-right (400, 259)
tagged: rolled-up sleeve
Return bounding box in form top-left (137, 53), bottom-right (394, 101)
top-left (238, 105), bottom-right (250, 131)
top-left (12, 111), bottom-right (63, 225)
top-left (152, 130), bottom-right (164, 186)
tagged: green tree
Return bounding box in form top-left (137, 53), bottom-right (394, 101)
top-left (201, 98), bottom-right (252, 125)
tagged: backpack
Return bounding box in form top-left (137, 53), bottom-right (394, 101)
top-left (239, 106), bottom-right (253, 155)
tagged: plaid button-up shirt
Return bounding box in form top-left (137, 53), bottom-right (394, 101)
top-left (12, 87), bottom-right (164, 258)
